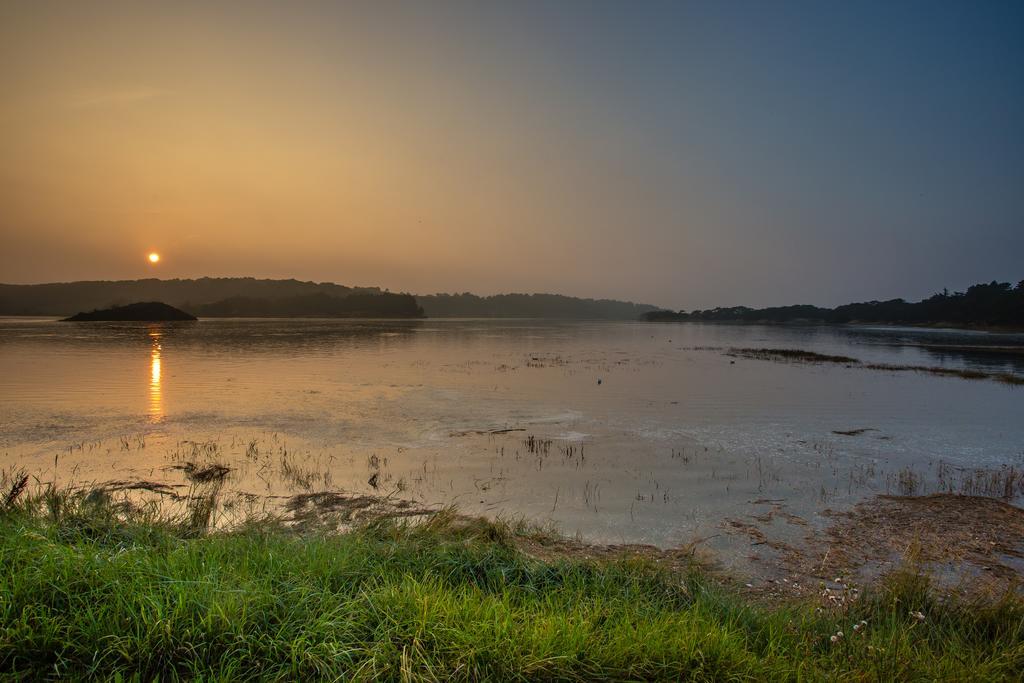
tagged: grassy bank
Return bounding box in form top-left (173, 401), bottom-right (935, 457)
top-left (1, 489), bottom-right (1022, 680)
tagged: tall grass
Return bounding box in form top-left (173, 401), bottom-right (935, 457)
top-left (0, 488), bottom-right (1022, 680)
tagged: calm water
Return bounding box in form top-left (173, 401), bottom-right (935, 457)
top-left (2, 318), bottom-right (1022, 560)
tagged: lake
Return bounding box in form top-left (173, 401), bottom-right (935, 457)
top-left (2, 317), bottom-right (1022, 567)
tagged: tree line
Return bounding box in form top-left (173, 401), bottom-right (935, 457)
top-left (644, 280), bottom-right (1024, 327)
top-left (417, 292), bottom-right (657, 319)
top-left (190, 292), bottom-right (424, 318)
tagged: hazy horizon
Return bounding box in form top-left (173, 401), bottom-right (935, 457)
top-left (4, 273), bottom-right (1023, 314)
top-left (2, 1), bottom-right (1022, 309)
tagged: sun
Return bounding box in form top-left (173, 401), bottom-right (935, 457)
top-left (148, 252), bottom-right (160, 264)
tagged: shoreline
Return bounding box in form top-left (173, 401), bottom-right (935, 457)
top-left (1, 480), bottom-right (1022, 679)
top-left (9, 469), bottom-right (1024, 602)
top-left (644, 319), bottom-right (1024, 334)
top-left (6, 313), bottom-right (1024, 333)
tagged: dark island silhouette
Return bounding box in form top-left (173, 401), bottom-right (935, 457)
top-left (60, 294), bottom-right (422, 320)
top-left (0, 277), bottom-right (655, 319)
top-left (644, 279), bottom-right (1024, 329)
top-left (63, 301), bottom-right (198, 322)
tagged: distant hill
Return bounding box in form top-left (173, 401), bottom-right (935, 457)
top-left (417, 292), bottom-right (658, 319)
top-left (644, 280), bottom-right (1024, 328)
top-left (193, 292), bottom-right (423, 318)
top-left (63, 302), bottom-right (197, 322)
top-left (0, 278), bottom-right (657, 319)
top-left (0, 278), bottom-right (376, 316)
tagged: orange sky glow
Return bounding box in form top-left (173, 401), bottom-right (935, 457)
top-left (2, 2), bottom-right (1021, 308)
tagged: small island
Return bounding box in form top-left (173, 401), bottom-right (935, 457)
top-left (62, 301), bottom-right (198, 322)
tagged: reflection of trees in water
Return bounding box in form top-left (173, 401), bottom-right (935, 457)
top-left (180, 319), bottom-right (426, 355)
top-left (179, 319), bottom-right (636, 354)
top-left (836, 325), bottom-right (1024, 348)
top-left (34, 319), bottom-right (426, 355)
top-left (917, 348), bottom-right (1024, 375)
top-left (17, 319), bottom-right (1024, 376)
top-left (830, 326), bottom-right (1024, 375)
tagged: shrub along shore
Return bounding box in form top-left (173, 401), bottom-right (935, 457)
top-left (1, 486), bottom-right (1022, 681)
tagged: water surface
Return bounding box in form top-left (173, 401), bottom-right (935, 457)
top-left (2, 318), bottom-right (1022, 563)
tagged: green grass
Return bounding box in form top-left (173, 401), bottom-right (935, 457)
top-left (1, 490), bottom-right (1022, 681)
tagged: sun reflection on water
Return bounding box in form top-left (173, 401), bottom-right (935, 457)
top-left (149, 329), bottom-right (163, 422)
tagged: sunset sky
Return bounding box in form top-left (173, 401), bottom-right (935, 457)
top-left (1, 1), bottom-right (1022, 308)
